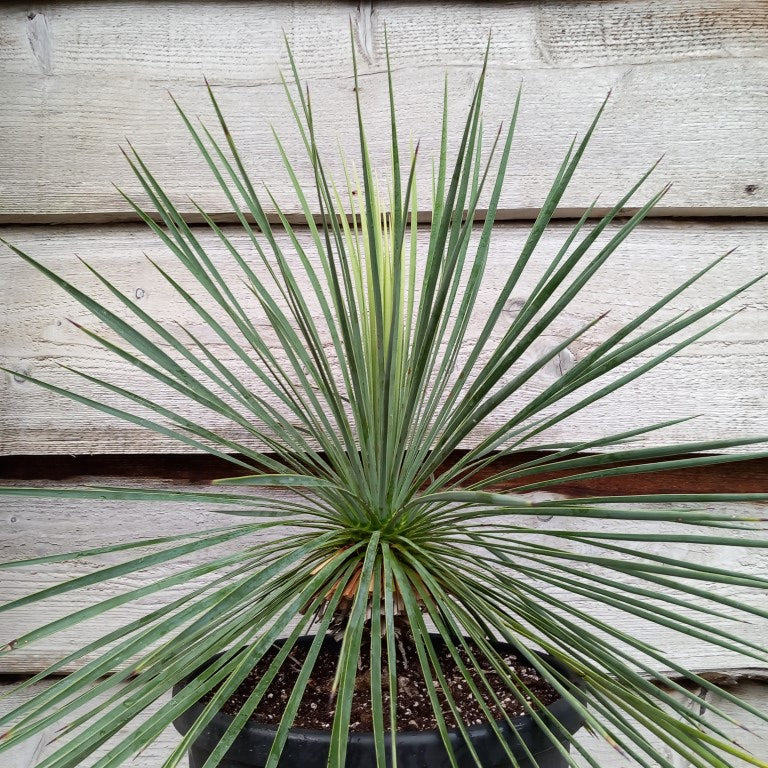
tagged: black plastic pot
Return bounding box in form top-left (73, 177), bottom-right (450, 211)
top-left (172, 635), bottom-right (585, 768)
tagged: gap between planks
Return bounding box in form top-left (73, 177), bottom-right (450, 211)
top-left (1, 451), bottom-right (767, 496)
top-left (3, 206), bottom-right (768, 227)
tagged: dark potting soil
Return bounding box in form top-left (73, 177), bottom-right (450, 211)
top-left (204, 637), bottom-right (559, 732)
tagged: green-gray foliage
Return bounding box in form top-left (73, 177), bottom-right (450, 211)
top-left (1, 37), bottom-right (767, 768)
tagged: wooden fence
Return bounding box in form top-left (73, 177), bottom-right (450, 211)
top-left (1, 2), bottom-right (766, 765)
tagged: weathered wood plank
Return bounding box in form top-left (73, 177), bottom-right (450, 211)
top-left (1, 1), bottom-right (767, 222)
top-left (0, 479), bottom-right (300, 674)
top-left (1, 676), bottom-right (766, 767)
top-left (2, 220), bottom-right (766, 455)
top-left (0, 680), bottom-right (178, 768)
top-left (1, 478), bottom-right (766, 674)
top-left (572, 683), bottom-right (768, 766)
top-left (703, 682), bottom-right (768, 766)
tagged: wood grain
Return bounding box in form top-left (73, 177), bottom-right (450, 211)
top-left (0, 680), bottom-right (178, 768)
top-left (1, 1), bottom-right (767, 222)
top-left (702, 683), bottom-right (768, 767)
top-left (2, 220), bottom-right (766, 455)
top-left (0, 478), bottom-right (298, 674)
top-left (1, 474), bottom-right (767, 674)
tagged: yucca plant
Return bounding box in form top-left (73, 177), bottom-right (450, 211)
top-left (1, 36), bottom-right (767, 768)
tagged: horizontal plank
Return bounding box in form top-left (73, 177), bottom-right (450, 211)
top-left (1, 220), bottom-right (766, 455)
top-left (1, 1), bottom-right (768, 222)
top-left (0, 679), bottom-right (177, 768)
top-left (575, 682), bottom-right (768, 767)
top-left (702, 683), bottom-right (768, 767)
top-left (1, 478), bottom-right (767, 674)
top-left (0, 480), bottom-right (299, 674)
top-left (1, 676), bottom-right (766, 767)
